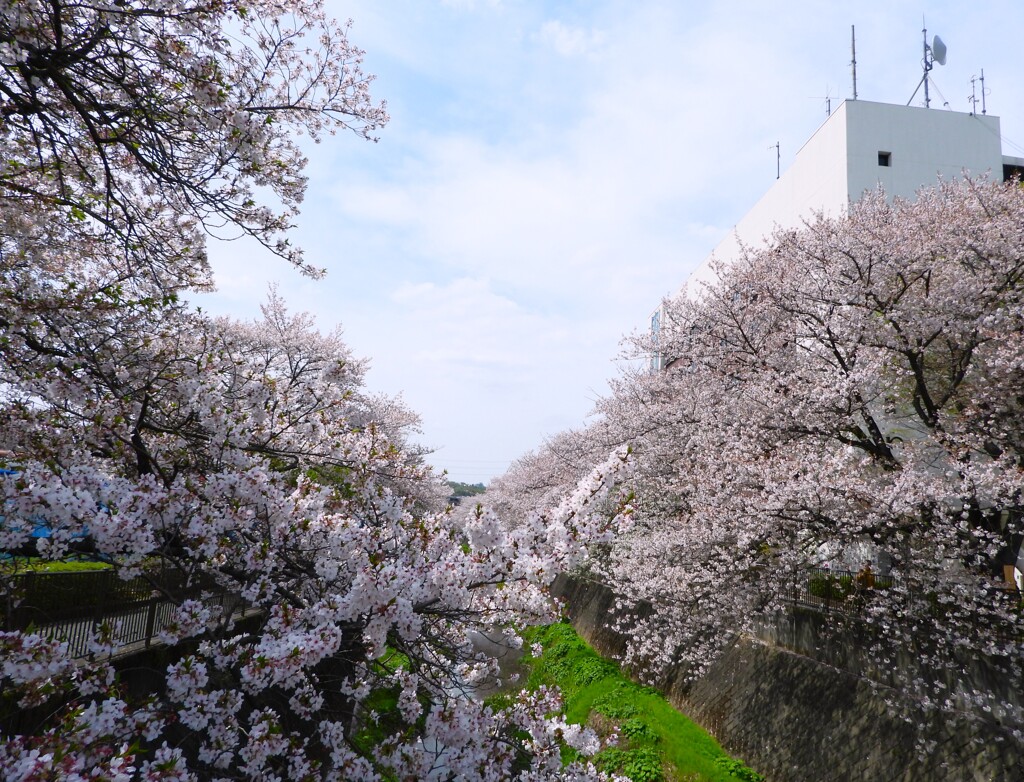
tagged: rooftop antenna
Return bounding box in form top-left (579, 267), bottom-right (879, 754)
top-left (811, 86), bottom-right (833, 117)
top-left (907, 20), bottom-right (946, 107)
top-left (850, 25), bottom-right (858, 100)
top-left (769, 141), bottom-right (780, 179)
top-left (969, 74), bottom-right (979, 115)
top-left (981, 68), bottom-right (988, 114)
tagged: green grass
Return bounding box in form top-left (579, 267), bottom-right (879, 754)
top-left (1, 557), bottom-right (113, 573)
top-left (349, 647), bottom-right (424, 765)
top-left (515, 622), bottom-right (762, 782)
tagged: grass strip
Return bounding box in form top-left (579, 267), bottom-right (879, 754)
top-left (511, 622), bottom-right (762, 782)
top-left (0, 557), bottom-right (113, 573)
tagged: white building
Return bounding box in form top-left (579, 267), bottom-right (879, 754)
top-left (682, 99), bottom-right (1024, 299)
top-left (651, 99), bottom-right (1024, 368)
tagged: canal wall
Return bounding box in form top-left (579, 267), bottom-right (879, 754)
top-left (552, 573), bottom-right (1023, 782)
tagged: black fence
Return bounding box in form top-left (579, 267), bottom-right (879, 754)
top-left (1, 568), bottom-right (247, 658)
top-left (792, 566), bottom-right (895, 614)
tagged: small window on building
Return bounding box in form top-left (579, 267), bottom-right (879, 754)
top-left (1004, 163), bottom-right (1024, 182)
top-left (878, 151), bottom-right (892, 167)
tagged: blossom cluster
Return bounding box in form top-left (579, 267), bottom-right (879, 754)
top-left (487, 179), bottom-right (1024, 732)
top-left (0, 283), bottom-right (629, 777)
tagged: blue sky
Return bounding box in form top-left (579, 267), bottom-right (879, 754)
top-left (200, 0), bottom-right (1024, 484)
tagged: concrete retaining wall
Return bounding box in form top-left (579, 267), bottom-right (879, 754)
top-left (552, 574), bottom-right (1023, 782)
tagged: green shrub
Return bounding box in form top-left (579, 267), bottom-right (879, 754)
top-left (808, 572), bottom-right (891, 600)
top-left (621, 717), bottom-right (659, 744)
top-left (593, 746), bottom-right (664, 782)
top-left (714, 756), bottom-right (764, 782)
top-left (808, 574), bottom-right (854, 600)
top-left (623, 747), bottom-right (665, 782)
top-left (593, 684), bottom-right (640, 719)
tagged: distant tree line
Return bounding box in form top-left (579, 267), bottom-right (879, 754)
top-left (448, 481), bottom-right (487, 497)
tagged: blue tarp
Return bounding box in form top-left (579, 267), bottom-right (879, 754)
top-left (0, 467), bottom-right (91, 544)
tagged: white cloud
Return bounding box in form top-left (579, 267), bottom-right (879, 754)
top-left (535, 20), bottom-right (607, 58)
top-left (200, 0), bottom-right (1024, 483)
top-left (439, 0), bottom-right (501, 11)
top-left (361, 276), bottom-right (609, 480)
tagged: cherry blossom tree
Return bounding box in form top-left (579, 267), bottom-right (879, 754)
top-left (1, 0), bottom-right (389, 279)
top-left (529, 180), bottom-right (1024, 735)
top-left (484, 427), bottom-right (615, 530)
top-left (0, 2), bottom-right (634, 778)
top-left (0, 285), bottom-right (633, 778)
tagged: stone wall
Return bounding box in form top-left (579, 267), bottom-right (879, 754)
top-left (552, 574), bottom-right (1023, 782)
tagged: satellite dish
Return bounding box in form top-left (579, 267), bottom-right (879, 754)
top-left (932, 35), bottom-right (947, 66)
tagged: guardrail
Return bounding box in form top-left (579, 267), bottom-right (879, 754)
top-left (791, 566), bottom-right (895, 614)
top-left (1, 568), bottom-right (249, 659)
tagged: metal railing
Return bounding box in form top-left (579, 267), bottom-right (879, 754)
top-left (1, 568), bottom-right (248, 659)
top-left (792, 566), bottom-right (895, 614)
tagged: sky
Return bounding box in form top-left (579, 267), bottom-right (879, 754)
top-left (198, 0), bottom-right (1024, 484)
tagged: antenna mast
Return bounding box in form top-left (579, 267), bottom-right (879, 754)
top-left (921, 22), bottom-right (930, 108)
top-left (769, 142), bottom-right (780, 179)
top-left (906, 21), bottom-right (946, 107)
top-left (851, 25), bottom-right (858, 100)
top-left (981, 68), bottom-right (987, 114)
top-left (810, 87), bottom-right (832, 117)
